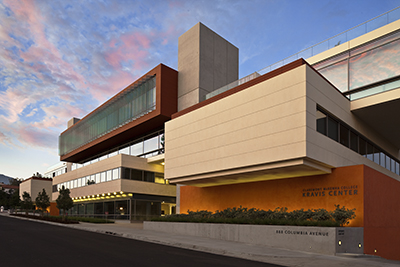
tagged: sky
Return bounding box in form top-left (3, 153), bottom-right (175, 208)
top-left (1, 0), bottom-right (399, 179)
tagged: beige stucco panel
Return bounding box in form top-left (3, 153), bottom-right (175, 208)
top-left (120, 179), bottom-right (176, 197)
top-left (20, 179), bottom-right (53, 201)
top-left (166, 65), bottom-right (309, 180)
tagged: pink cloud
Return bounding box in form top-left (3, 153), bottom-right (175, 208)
top-left (15, 125), bottom-right (57, 148)
top-left (0, 131), bottom-right (13, 147)
top-left (105, 31), bottom-right (152, 69)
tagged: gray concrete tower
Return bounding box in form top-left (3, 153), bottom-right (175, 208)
top-left (177, 22), bottom-right (239, 111)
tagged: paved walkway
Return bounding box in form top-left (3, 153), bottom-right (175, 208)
top-left (1, 212), bottom-right (399, 267)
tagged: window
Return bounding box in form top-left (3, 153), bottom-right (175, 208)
top-left (350, 131), bottom-right (358, 152)
top-left (112, 168), bottom-right (120, 180)
top-left (95, 173), bottom-right (100, 183)
top-left (107, 170), bottom-right (112, 181)
top-left (339, 124), bottom-right (349, 147)
top-left (144, 171), bottom-right (155, 182)
top-left (131, 169), bottom-right (143, 181)
top-left (90, 174), bottom-right (95, 184)
top-left (316, 110), bottom-right (327, 134)
top-left (101, 172), bottom-right (106, 182)
top-left (316, 106), bottom-right (399, 176)
top-left (327, 117), bottom-right (339, 141)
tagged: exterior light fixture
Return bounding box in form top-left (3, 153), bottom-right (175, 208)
top-left (374, 249), bottom-right (377, 253)
top-left (120, 191), bottom-right (123, 194)
top-left (97, 194), bottom-right (99, 197)
top-left (338, 240), bottom-right (342, 246)
top-left (114, 192), bottom-right (117, 195)
top-left (358, 243), bottom-right (362, 248)
top-left (161, 162), bottom-right (165, 165)
top-left (92, 195), bottom-right (95, 198)
top-left (108, 193), bottom-right (110, 195)
top-left (128, 193), bottom-right (133, 197)
top-left (102, 193), bottom-right (105, 196)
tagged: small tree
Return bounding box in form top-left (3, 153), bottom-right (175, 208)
top-left (9, 189), bottom-right (20, 213)
top-left (35, 189), bottom-right (50, 217)
top-left (56, 186), bottom-right (73, 221)
top-left (21, 191), bottom-right (34, 215)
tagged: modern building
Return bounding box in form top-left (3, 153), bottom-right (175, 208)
top-left (19, 176), bottom-right (58, 215)
top-left (53, 64), bottom-right (179, 220)
top-left (53, 9), bottom-right (400, 260)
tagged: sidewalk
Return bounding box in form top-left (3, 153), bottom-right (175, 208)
top-left (1, 212), bottom-right (399, 267)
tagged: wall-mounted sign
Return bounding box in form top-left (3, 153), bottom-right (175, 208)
top-left (302, 185), bottom-right (358, 197)
top-left (275, 229), bottom-right (329, 236)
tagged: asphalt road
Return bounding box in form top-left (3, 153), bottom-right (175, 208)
top-left (0, 216), bottom-right (284, 267)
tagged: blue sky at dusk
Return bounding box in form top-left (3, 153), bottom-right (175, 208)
top-left (0, 0), bottom-right (399, 179)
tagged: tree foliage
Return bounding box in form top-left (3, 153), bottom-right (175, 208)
top-left (56, 186), bottom-right (73, 221)
top-left (8, 178), bottom-right (23, 186)
top-left (35, 189), bottom-right (50, 216)
top-left (9, 189), bottom-right (20, 210)
top-left (21, 191), bottom-right (34, 215)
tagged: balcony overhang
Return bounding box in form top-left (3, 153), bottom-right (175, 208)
top-left (167, 158), bottom-right (332, 187)
top-left (351, 88), bottom-right (400, 149)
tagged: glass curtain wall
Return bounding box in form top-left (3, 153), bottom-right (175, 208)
top-left (59, 75), bottom-right (156, 156)
top-left (313, 30), bottom-right (400, 96)
top-left (69, 198), bottom-right (176, 220)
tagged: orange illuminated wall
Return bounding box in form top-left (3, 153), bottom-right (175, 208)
top-left (180, 165), bottom-right (365, 227)
top-left (363, 166), bottom-right (400, 261)
top-left (49, 202), bottom-right (59, 216)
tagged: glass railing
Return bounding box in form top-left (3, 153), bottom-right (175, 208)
top-left (346, 79), bottom-right (400, 100)
top-left (206, 6), bottom-right (400, 100)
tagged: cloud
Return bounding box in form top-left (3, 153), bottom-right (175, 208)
top-left (0, 0), bottom-right (296, 153)
top-left (0, 131), bottom-right (13, 147)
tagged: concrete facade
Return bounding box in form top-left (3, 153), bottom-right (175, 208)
top-left (178, 22), bottom-right (238, 111)
top-left (144, 222), bottom-right (364, 256)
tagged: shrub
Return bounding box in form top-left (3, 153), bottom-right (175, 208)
top-left (152, 205), bottom-right (356, 227)
top-left (331, 204), bottom-right (356, 226)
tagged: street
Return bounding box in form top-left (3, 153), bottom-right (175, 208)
top-left (0, 215), bottom-right (283, 267)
